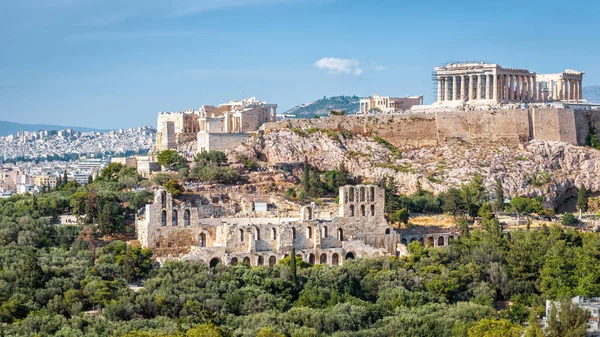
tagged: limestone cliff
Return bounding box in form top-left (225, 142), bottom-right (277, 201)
top-left (234, 129), bottom-right (600, 208)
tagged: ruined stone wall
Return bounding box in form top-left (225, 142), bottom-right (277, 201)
top-left (435, 109), bottom-right (531, 145)
top-left (264, 114), bottom-right (439, 148)
top-left (530, 108), bottom-right (577, 144)
top-left (197, 132), bottom-right (252, 152)
top-left (265, 108), bottom-right (591, 147)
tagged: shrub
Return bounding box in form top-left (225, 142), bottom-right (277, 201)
top-left (561, 212), bottom-right (577, 226)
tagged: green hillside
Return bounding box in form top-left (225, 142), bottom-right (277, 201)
top-left (284, 95), bottom-right (360, 117)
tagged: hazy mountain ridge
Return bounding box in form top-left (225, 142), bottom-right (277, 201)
top-left (584, 85), bottom-right (600, 103)
top-left (284, 95), bottom-right (360, 117)
top-left (0, 120), bottom-right (111, 137)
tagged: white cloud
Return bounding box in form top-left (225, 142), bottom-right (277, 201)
top-left (314, 57), bottom-right (363, 76)
top-left (374, 65), bottom-right (388, 71)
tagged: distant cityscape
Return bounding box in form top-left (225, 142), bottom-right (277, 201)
top-left (0, 126), bottom-right (155, 196)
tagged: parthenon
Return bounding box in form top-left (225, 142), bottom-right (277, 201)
top-left (434, 62), bottom-right (584, 105)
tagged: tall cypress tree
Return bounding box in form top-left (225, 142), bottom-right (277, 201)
top-left (301, 157), bottom-right (310, 193)
top-left (290, 247), bottom-right (297, 286)
top-left (577, 183), bottom-right (588, 219)
top-left (494, 178), bottom-right (505, 214)
top-left (63, 170), bottom-right (68, 186)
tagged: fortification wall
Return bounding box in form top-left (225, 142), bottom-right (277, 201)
top-left (197, 132), bottom-right (252, 152)
top-left (435, 109), bottom-right (530, 145)
top-left (266, 107), bottom-right (591, 147)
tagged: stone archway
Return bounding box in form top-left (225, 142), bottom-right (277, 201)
top-left (243, 256), bottom-right (251, 265)
top-left (269, 256), bottom-right (276, 267)
top-left (437, 236), bottom-right (445, 246)
top-left (401, 238), bottom-right (407, 245)
top-left (332, 253), bottom-right (340, 266)
top-left (320, 253), bottom-right (327, 264)
top-left (345, 252), bottom-right (355, 260)
top-left (309, 253), bottom-right (315, 265)
top-left (230, 257), bottom-right (238, 265)
top-left (209, 257), bottom-right (221, 268)
top-left (257, 255), bottom-right (264, 266)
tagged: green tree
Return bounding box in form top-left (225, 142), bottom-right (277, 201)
top-left (390, 208), bottom-right (409, 225)
top-left (546, 298), bottom-right (590, 337)
top-left (523, 308), bottom-right (545, 337)
top-left (302, 157), bottom-right (310, 193)
top-left (195, 150), bottom-right (227, 166)
top-left (256, 327), bottom-right (285, 337)
top-left (494, 178), bottom-right (505, 214)
top-left (186, 324), bottom-right (224, 337)
top-left (577, 184), bottom-right (588, 219)
top-left (562, 212), bottom-right (577, 226)
top-left (164, 180), bottom-right (184, 197)
top-left (157, 150), bottom-right (187, 170)
top-left (510, 197), bottom-right (531, 220)
top-left (443, 187), bottom-right (465, 218)
top-left (290, 247), bottom-right (297, 286)
top-left (467, 318), bottom-right (522, 337)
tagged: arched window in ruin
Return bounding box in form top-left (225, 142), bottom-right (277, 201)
top-left (370, 186), bottom-right (375, 202)
top-left (161, 191), bottom-right (167, 209)
top-left (309, 254), bottom-right (315, 265)
top-left (306, 207), bottom-right (313, 220)
top-left (272, 228), bottom-right (277, 240)
top-left (401, 238), bottom-right (408, 245)
top-left (385, 228), bottom-right (391, 235)
top-left (370, 204), bottom-right (375, 216)
top-left (360, 205), bottom-right (365, 217)
top-left (418, 237), bottom-right (424, 245)
top-left (320, 253), bottom-right (327, 264)
top-left (239, 229), bottom-right (244, 242)
top-left (161, 210), bottom-right (167, 226)
top-left (438, 236), bottom-right (445, 246)
top-left (345, 252), bottom-right (355, 260)
top-left (243, 256), bottom-right (251, 265)
top-left (184, 209), bottom-right (190, 226)
top-left (172, 210), bottom-right (178, 226)
top-left (360, 187), bottom-right (365, 202)
top-left (337, 228), bottom-right (344, 241)
top-left (292, 227), bottom-right (296, 240)
top-left (306, 226), bottom-right (313, 239)
top-left (427, 237), bottom-right (434, 247)
top-left (257, 256), bottom-right (264, 266)
top-left (332, 253), bottom-right (340, 266)
top-left (349, 187), bottom-right (355, 202)
top-left (230, 257), bottom-right (238, 265)
top-left (269, 256), bottom-right (276, 267)
top-left (256, 228), bottom-right (261, 241)
top-left (322, 226), bottom-right (328, 238)
top-left (199, 233), bottom-right (206, 247)
top-left (349, 205), bottom-right (355, 217)
top-left (209, 257), bottom-right (221, 268)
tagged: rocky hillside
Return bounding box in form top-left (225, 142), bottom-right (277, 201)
top-left (283, 96), bottom-right (359, 117)
top-left (234, 129), bottom-right (600, 208)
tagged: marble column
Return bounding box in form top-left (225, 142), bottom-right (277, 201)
top-left (493, 74), bottom-right (499, 102)
top-left (476, 74), bottom-right (482, 100)
top-left (486, 74), bottom-right (492, 99)
top-left (452, 76), bottom-right (458, 101)
top-left (510, 75), bottom-right (515, 100)
top-left (444, 77), bottom-right (450, 101)
top-left (469, 75), bottom-right (475, 101)
top-left (579, 79), bottom-right (583, 101)
top-left (460, 75), bottom-right (466, 100)
top-left (437, 77), bottom-right (442, 102)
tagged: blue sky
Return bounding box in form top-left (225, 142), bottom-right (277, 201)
top-left (0, 0), bottom-right (598, 129)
